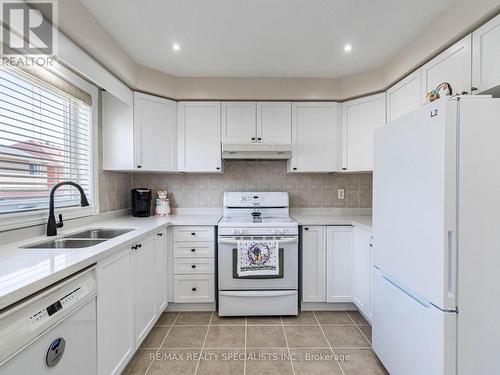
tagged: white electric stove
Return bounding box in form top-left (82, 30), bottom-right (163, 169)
top-left (217, 192), bottom-right (298, 316)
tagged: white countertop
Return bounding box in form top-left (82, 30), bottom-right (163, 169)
top-left (0, 214), bottom-right (221, 310)
top-left (290, 210), bottom-right (372, 230)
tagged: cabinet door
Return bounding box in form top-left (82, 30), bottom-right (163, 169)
top-left (178, 101), bottom-right (222, 172)
top-left (134, 92), bottom-right (177, 171)
top-left (421, 35), bottom-right (472, 100)
top-left (302, 226), bottom-right (326, 302)
top-left (154, 229), bottom-right (168, 313)
top-left (222, 102), bottom-right (257, 144)
top-left (472, 14), bottom-right (500, 93)
top-left (386, 70), bottom-right (422, 123)
top-left (353, 227), bottom-right (372, 321)
top-left (326, 226), bottom-right (353, 303)
top-left (257, 102), bottom-right (291, 144)
top-left (289, 102), bottom-right (340, 172)
top-left (133, 235), bottom-right (157, 348)
top-left (342, 93), bottom-right (386, 172)
top-left (102, 92), bottom-right (134, 170)
top-left (97, 247), bottom-right (134, 375)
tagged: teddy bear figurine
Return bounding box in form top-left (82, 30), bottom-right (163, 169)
top-left (155, 190), bottom-right (171, 216)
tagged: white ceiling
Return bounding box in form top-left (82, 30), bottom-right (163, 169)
top-left (79, 0), bottom-right (456, 78)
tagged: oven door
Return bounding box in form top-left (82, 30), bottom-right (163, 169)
top-left (218, 236), bottom-right (298, 290)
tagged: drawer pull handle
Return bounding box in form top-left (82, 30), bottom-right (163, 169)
top-left (191, 265), bottom-right (196, 268)
top-left (192, 287), bottom-right (197, 291)
top-left (191, 232), bottom-right (196, 236)
top-left (157, 233), bottom-right (163, 236)
top-left (191, 248), bottom-right (196, 252)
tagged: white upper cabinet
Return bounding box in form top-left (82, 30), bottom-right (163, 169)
top-left (102, 92), bottom-right (134, 171)
top-left (288, 102), bottom-right (340, 172)
top-left (134, 92), bottom-right (177, 171)
top-left (472, 14), bottom-right (500, 94)
top-left (222, 102), bottom-right (257, 144)
top-left (302, 226), bottom-right (326, 303)
top-left (386, 69), bottom-right (422, 123)
top-left (342, 93), bottom-right (386, 172)
top-left (102, 91), bottom-right (177, 172)
top-left (421, 35), bottom-right (472, 100)
top-left (326, 226), bottom-right (353, 303)
top-left (257, 102), bottom-right (292, 144)
top-left (177, 101), bottom-right (222, 172)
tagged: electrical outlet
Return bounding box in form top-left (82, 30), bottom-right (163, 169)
top-left (337, 189), bottom-right (345, 200)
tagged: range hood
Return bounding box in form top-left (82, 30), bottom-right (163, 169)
top-left (222, 143), bottom-right (292, 160)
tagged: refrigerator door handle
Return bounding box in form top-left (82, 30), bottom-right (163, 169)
top-left (447, 230), bottom-right (457, 302)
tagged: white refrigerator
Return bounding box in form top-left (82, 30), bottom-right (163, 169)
top-left (372, 96), bottom-right (500, 375)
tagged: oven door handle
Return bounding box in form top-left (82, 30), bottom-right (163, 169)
top-left (220, 290), bottom-right (297, 297)
top-left (218, 237), bottom-right (297, 245)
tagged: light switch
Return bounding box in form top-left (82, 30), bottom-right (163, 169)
top-left (337, 189), bottom-right (345, 200)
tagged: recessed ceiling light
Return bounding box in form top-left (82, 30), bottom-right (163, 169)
top-left (344, 44), bottom-right (352, 52)
top-left (172, 42), bottom-right (181, 51)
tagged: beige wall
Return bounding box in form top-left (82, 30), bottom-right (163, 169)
top-left (61, 0), bottom-right (500, 100)
top-left (131, 161), bottom-right (372, 211)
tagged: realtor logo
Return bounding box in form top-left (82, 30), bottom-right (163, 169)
top-left (1, 0), bottom-right (56, 56)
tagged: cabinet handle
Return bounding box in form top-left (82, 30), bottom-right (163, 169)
top-left (157, 233), bottom-right (163, 236)
top-left (191, 265), bottom-right (196, 268)
top-left (342, 167), bottom-right (347, 171)
top-left (304, 227), bottom-right (309, 231)
top-left (257, 137), bottom-right (262, 141)
top-left (251, 137), bottom-right (256, 141)
top-left (137, 165), bottom-right (142, 169)
top-left (192, 287), bottom-right (197, 291)
top-left (191, 248), bottom-right (196, 252)
top-left (191, 232), bottom-right (196, 236)
top-left (131, 245), bottom-right (137, 250)
top-left (471, 87), bottom-right (478, 92)
top-left (216, 167), bottom-right (220, 170)
top-left (137, 244), bottom-right (142, 248)
top-left (293, 167), bottom-right (297, 171)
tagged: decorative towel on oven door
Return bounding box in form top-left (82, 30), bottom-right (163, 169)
top-left (237, 240), bottom-right (280, 277)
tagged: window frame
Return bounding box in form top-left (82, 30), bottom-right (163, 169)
top-left (0, 63), bottom-right (99, 231)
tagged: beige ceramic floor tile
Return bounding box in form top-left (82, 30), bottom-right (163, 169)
top-left (246, 326), bottom-right (287, 348)
top-left (155, 312), bottom-right (178, 326)
top-left (210, 314), bottom-right (246, 326)
top-left (360, 326), bottom-right (372, 343)
top-left (347, 310), bottom-right (370, 326)
top-left (162, 326), bottom-right (209, 348)
top-left (291, 349), bottom-right (344, 375)
top-left (204, 326), bottom-right (245, 348)
top-left (335, 349), bottom-right (389, 374)
top-left (315, 311), bottom-right (354, 325)
top-left (284, 326), bottom-right (329, 348)
top-left (246, 349), bottom-right (294, 375)
top-left (139, 325), bottom-right (170, 349)
top-left (323, 326), bottom-right (371, 348)
top-left (175, 311), bottom-right (212, 325)
top-left (282, 312), bottom-right (318, 326)
top-left (197, 349), bottom-right (245, 375)
top-left (247, 316), bottom-right (282, 325)
top-left (122, 349), bottom-right (155, 375)
top-left (148, 349), bottom-right (199, 375)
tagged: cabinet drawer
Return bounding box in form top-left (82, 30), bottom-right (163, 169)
top-left (174, 242), bottom-right (215, 258)
top-left (174, 258), bottom-right (214, 274)
top-left (174, 275), bottom-right (214, 303)
top-left (173, 226), bottom-right (214, 242)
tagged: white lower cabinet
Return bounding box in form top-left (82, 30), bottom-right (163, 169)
top-left (353, 227), bottom-right (372, 321)
top-left (97, 228), bottom-right (168, 375)
top-left (302, 225), bottom-right (371, 313)
top-left (301, 226), bottom-right (326, 302)
top-left (173, 226), bottom-right (215, 304)
top-left (97, 247), bottom-right (134, 375)
top-left (326, 227), bottom-right (353, 302)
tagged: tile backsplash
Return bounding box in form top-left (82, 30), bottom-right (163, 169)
top-left (131, 160), bottom-right (372, 210)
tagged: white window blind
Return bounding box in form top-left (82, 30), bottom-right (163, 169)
top-left (0, 67), bottom-right (93, 215)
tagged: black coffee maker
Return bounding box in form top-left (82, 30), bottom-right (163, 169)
top-left (131, 188), bottom-right (151, 217)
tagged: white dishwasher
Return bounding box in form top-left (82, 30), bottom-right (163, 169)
top-left (0, 267), bottom-right (97, 375)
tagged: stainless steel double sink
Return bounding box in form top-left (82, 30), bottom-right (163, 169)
top-left (24, 229), bottom-right (134, 249)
